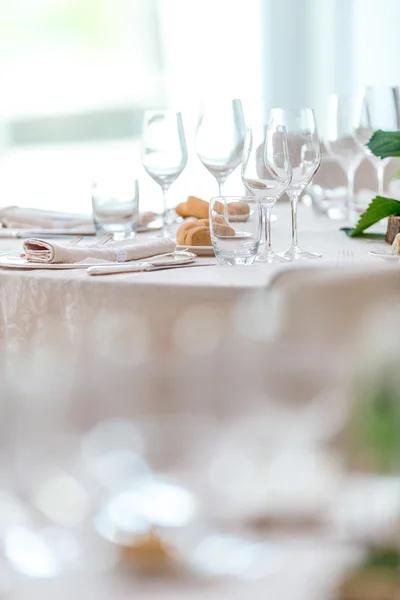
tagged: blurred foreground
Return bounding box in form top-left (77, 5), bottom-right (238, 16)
top-left (0, 275), bottom-right (398, 600)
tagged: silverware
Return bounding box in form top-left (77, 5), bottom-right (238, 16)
top-left (87, 261), bottom-right (215, 276)
top-left (336, 249), bottom-right (354, 265)
top-left (146, 250), bottom-right (196, 262)
top-left (69, 236), bottom-right (84, 245)
top-left (91, 233), bottom-right (114, 247)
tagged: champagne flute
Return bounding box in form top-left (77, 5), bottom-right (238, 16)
top-left (141, 110), bottom-right (188, 237)
top-left (195, 99), bottom-right (246, 195)
top-left (325, 94), bottom-right (364, 218)
top-left (241, 124), bottom-right (292, 263)
top-left (269, 108), bottom-right (322, 259)
top-left (354, 86), bottom-right (400, 196)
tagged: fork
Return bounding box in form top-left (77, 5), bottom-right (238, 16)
top-left (70, 233), bottom-right (113, 247)
top-left (336, 249), bottom-right (354, 265)
top-left (69, 236), bottom-right (84, 245)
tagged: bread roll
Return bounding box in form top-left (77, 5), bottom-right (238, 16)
top-left (176, 214), bottom-right (233, 246)
top-left (176, 219), bottom-right (211, 244)
top-left (185, 226), bottom-right (212, 246)
top-left (176, 220), bottom-right (199, 245)
top-left (214, 200), bottom-right (250, 217)
top-left (213, 222), bottom-right (236, 237)
top-left (229, 201), bottom-right (250, 216)
top-left (176, 196), bottom-right (209, 219)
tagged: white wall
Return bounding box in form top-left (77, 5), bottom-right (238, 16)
top-left (354, 0), bottom-right (400, 86)
top-left (158, 0), bottom-right (263, 123)
top-left (260, 0), bottom-right (356, 137)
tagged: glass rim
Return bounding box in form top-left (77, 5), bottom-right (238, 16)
top-left (210, 195), bottom-right (256, 202)
top-left (142, 109), bottom-right (183, 117)
top-left (269, 107), bottom-right (316, 113)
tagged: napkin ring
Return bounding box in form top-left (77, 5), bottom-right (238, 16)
top-left (114, 248), bottom-right (127, 262)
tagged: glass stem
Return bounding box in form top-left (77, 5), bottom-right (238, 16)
top-left (264, 204), bottom-right (273, 253)
top-left (217, 179), bottom-right (224, 197)
top-left (289, 191), bottom-right (301, 248)
top-left (162, 187), bottom-right (169, 229)
top-left (346, 168), bottom-right (355, 217)
top-left (377, 163), bottom-right (385, 196)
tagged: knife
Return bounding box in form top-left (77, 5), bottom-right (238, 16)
top-left (86, 261), bottom-right (215, 276)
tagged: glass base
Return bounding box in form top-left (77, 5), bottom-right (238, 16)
top-left (157, 209), bottom-right (177, 238)
top-left (157, 226), bottom-right (174, 239)
top-left (256, 251), bottom-right (291, 264)
top-left (216, 255), bottom-right (256, 266)
top-left (282, 245), bottom-right (322, 260)
top-left (94, 222), bottom-right (136, 241)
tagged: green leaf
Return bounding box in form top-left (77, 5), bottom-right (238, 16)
top-left (368, 130), bottom-right (400, 158)
top-left (362, 549), bottom-right (400, 572)
top-left (341, 227), bottom-right (385, 240)
top-left (350, 196), bottom-right (400, 236)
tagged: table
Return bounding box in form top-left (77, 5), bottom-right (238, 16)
top-left (0, 202), bottom-right (395, 363)
top-left (0, 203), bottom-right (399, 600)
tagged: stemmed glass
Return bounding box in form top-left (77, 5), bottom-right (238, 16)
top-left (325, 94), bottom-right (364, 218)
top-left (141, 110), bottom-right (188, 237)
top-left (241, 123), bottom-right (292, 263)
top-left (354, 86), bottom-right (400, 196)
top-left (195, 99), bottom-right (246, 195)
top-left (269, 108), bottom-right (322, 259)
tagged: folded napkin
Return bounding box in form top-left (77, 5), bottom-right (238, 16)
top-left (0, 207), bottom-right (92, 230)
top-left (22, 238), bottom-right (175, 264)
top-left (0, 206), bottom-right (157, 230)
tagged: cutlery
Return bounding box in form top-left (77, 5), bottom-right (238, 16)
top-left (336, 249), bottom-right (354, 265)
top-left (87, 261), bottom-right (215, 276)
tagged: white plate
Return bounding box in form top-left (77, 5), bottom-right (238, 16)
top-left (217, 232), bottom-right (253, 240)
top-left (0, 251), bottom-right (197, 270)
top-left (369, 250), bottom-right (400, 261)
top-left (0, 254), bottom-right (94, 269)
top-left (176, 245), bottom-right (215, 257)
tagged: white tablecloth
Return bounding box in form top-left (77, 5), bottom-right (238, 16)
top-left (0, 204), bottom-right (398, 600)
top-left (0, 202), bottom-right (395, 362)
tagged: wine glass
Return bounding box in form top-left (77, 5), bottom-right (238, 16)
top-left (325, 94), bottom-right (364, 219)
top-left (195, 99), bottom-right (246, 195)
top-left (141, 111), bottom-right (188, 237)
top-left (269, 108), bottom-right (322, 260)
top-left (241, 124), bottom-right (292, 263)
top-left (354, 86), bottom-right (400, 196)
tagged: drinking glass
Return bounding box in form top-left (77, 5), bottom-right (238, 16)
top-left (141, 111), bottom-right (188, 237)
top-left (92, 177), bottom-right (139, 240)
top-left (241, 124), bottom-right (292, 263)
top-left (325, 94), bottom-right (364, 218)
top-left (269, 108), bottom-right (322, 259)
top-left (209, 196), bottom-right (262, 266)
top-left (195, 99), bottom-right (246, 195)
top-left (354, 86), bottom-right (400, 196)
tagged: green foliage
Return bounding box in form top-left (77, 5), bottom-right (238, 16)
top-left (354, 378), bottom-right (400, 472)
top-left (350, 196), bottom-right (400, 236)
top-left (368, 130), bottom-right (400, 159)
top-left (362, 549), bottom-right (400, 571)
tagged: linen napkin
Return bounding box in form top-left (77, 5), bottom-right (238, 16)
top-left (22, 237), bottom-right (175, 264)
top-left (0, 207), bottom-right (92, 230)
top-left (0, 206), bottom-right (157, 230)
